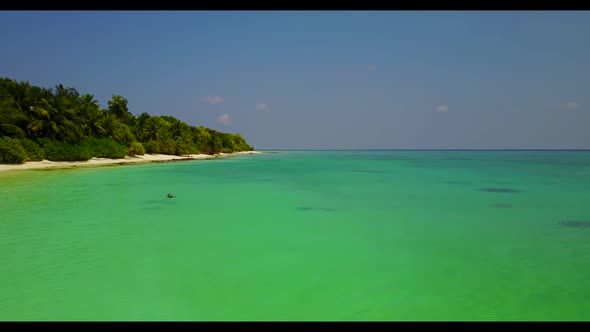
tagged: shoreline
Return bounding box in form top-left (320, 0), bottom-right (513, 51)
top-left (0, 151), bottom-right (262, 173)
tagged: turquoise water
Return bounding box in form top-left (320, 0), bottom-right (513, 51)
top-left (1, 151), bottom-right (589, 321)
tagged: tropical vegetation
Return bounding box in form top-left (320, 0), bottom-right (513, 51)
top-left (0, 77), bottom-right (253, 164)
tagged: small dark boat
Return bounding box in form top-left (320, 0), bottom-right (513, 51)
top-left (167, 193), bottom-right (175, 198)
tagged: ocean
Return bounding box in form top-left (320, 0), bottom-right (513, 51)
top-left (1, 150), bottom-right (589, 320)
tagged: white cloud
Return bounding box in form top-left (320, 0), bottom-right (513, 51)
top-left (367, 64), bottom-right (377, 72)
top-left (204, 96), bottom-right (224, 105)
top-left (565, 101), bottom-right (579, 109)
top-left (217, 113), bottom-right (231, 126)
top-left (436, 105), bottom-right (449, 113)
top-left (256, 103), bottom-right (270, 112)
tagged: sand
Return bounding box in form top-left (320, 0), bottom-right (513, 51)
top-left (0, 151), bottom-right (261, 172)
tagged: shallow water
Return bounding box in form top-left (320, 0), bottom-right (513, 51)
top-left (1, 151), bottom-right (589, 320)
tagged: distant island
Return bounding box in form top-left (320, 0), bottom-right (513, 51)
top-left (0, 77), bottom-right (254, 166)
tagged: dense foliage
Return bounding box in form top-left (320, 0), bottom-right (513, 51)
top-left (0, 78), bottom-right (253, 164)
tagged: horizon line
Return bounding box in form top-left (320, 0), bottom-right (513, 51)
top-left (257, 149), bottom-right (590, 152)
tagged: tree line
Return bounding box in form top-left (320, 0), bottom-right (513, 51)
top-left (0, 77), bottom-right (253, 164)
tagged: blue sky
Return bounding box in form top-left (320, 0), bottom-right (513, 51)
top-left (1, 11), bottom-right (589, 149)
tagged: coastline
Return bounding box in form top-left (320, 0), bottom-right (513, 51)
top-left (0, 151), bottom-right (261, 173)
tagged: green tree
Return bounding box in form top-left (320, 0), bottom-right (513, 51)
top-left (0, 77), bottom-right (254, 164)
top-left (108, 95), bottom-right (134, 125)
top-left (27, 98), bottom-right (82, 143)
top-left (79, 94), bottom-right (106, 137)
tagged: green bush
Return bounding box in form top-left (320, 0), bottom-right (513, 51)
top-left (38, 138), bottom-right (92, 162)
top-left (0, 136), bottom-right (29, 164)
top-left (198, 144), bottom-right (213, 155)
top-left (158, 138), bottom-right (177, 155)
top-left (83, 137), bottom-right (128, 159)
top-left (174, 138), bottom-right (196, 155)
top-left (18, 138), bottom-right (45, 161)
top-left (143, 140), bottom-right (159, 154)
top-left (128, 141), bottom-right (145, 156)
top-left (222, 147), bottom-right (233, 154)
top-left (115, 125), bottom-right (137, 146)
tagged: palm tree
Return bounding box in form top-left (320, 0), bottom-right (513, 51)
top-left (79, 94), bottom-right (105, 137)
top-left (5, 80), bottom-right (38, 123)
top-left (0, 80), bottom-right (33, 137)
top-left (99, 113), bottom-right (135, 143)
top-left (170, 118), bottom-right (185, 139)
top-left (55, 84), bottom-right (79, 99)
top-left (108, 95), bottom-right (134, 125)
top-left (79, 94), bottom-right (98, 110)
top-left (0, 103), bottom-right (27, 137)
top-left (136, 112), bottom-right (151, 128)
top-left (1, 76), bottom-right (254, 162)
top-left (99, 113), bottom-right (122, 141)
top-left (140, 117), bottom-right (166, 142)
top-left (28, 98), bottom-right (82, 143)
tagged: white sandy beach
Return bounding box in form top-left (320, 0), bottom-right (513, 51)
top-left (0, 151), bottom-right (261, 173)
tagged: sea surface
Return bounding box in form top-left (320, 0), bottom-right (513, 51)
top-left (1, 150), bottom-right (589, 321)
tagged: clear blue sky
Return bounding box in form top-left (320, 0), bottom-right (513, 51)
top-left (1, 11), bottom-right (589, 149)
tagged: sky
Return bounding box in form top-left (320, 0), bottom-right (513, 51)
top-left (0, 11), bottom-right (589, 149)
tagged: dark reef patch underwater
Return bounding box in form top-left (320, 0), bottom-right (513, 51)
top-left (493, 203), bottom-right (513, 209)
top-left (296, 206), bottom-right (337, 212)
top-left (480, 188), bottom-right (521, 194)
top-left (559, 220), bottom-right (590, 229)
